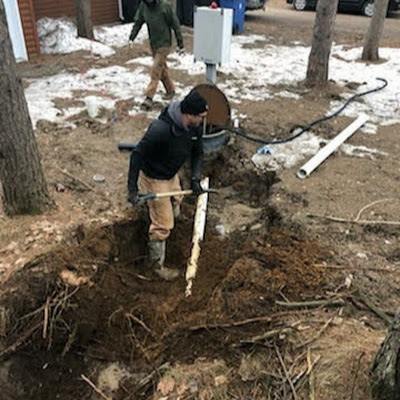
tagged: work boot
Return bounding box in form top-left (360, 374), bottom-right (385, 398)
top-left (162, 90), bottom-right (175, 101)
top-left (140, 97), bottom-right (153, 111)
top-left (148, 240), bottom-right (180, 281)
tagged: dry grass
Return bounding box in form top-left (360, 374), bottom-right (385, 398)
top-left (312, 319), bottom-right (385, 400)
top-left (152, 359), bottom-right (231, 400)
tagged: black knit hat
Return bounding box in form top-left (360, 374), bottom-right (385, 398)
top-left (180, 91), bottom-right (208, 115)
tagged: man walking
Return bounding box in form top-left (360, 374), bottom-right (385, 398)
top-left (128, 91), bottom-right (208, 280)
top-left (129, 0), bottom-right (184, 111)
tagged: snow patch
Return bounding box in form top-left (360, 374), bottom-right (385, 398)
top-left (37, 18), bottom-right (147, 57)
top-left (25, 21), bottom-right (399, 171)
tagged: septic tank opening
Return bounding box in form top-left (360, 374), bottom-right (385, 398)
top-left (193, 84), bottom-right (232, 153)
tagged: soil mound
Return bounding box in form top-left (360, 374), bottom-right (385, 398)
top-left (0, 210), bottom-right (337, 399)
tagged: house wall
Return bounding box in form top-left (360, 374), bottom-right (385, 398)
top-left (17, 0), bottom-right (40, 59)
top-left (16, 0), bottom-right (120, 61)
top-left (32, 0), bottom-right (120, 25)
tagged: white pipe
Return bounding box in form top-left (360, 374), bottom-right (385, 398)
top-left (4, 0), bottom-right (28, 62)
top-left (185, 177), bottom-right (209, 297)
top-left (297, 114), bottom-right (368, 179)
top-left (117, 0), bottom-right (124, 21)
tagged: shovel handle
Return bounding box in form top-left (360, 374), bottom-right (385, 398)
top-left (118, 142), bottom-right (137, 151)
top-left (138, 190), bottom-right (193, 202)
top-left (137, 189), bottom-right (218, 202)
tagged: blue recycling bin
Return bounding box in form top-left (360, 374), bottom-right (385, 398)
top-left (220, 0), bottom-right (246, 34)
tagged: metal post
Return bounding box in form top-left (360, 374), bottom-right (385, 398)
top-left (205, 63), bottom-right (217, 85)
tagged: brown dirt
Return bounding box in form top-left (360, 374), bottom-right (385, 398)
top-left (1, 2), bottom-right (399, 400)
top-left (1, 214), bottom-right (339, 400)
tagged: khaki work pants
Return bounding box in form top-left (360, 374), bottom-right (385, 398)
top-left (138, 172), bottom-right (183, 241)
top-left (145, 47), bottom-right (175, 99)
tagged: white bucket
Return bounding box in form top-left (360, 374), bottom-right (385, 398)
top-left (85, 96), bottom-right (100, 118)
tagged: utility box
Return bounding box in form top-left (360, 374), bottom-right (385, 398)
top-left (193, 7), bottom-right (233, 65)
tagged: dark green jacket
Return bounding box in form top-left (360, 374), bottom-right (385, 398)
top-left (129, 0), bottom-right (183, 51)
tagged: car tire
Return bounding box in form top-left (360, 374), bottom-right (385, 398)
top-left (293, 0), bottom-right (307, 11)
top-left (362, 0), bottom-right (374, 17)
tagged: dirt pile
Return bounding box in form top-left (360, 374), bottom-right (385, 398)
top-left (0, 204), bottom-right (339, 400)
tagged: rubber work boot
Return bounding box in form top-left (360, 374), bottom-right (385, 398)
top-left (141, 97), bottom-right (153, 111)
top-left (148, 240), bottom-right (180, 281)
top-left (162, 90), bottom-right (175, 101)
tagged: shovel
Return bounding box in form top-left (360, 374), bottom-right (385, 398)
top-left (137, 189), bottom-right (218, 202)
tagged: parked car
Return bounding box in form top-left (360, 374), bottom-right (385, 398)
top-left (286, 0), bottom-right (400, 17)
top-left (194, 0), bottom-right (269, 11)
top-left (246, 0), bottom-right (269, 10)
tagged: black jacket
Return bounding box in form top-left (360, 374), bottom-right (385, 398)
top-left (128, 102), bottom-right (203, 193)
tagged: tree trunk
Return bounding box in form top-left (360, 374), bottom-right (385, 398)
top-left (362, 0), bottom-right (390, 61)
top-left (305, 0), bottom-right (339, 87)
top-left (371, 308), bottom-right (400, 400)
top-left (75, 0), bottom-right (94, 40)
top-left (0, 0), bottom-right (53, 215)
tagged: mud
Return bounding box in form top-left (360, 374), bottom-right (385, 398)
top-left (0, 195), bottom-right (337, 400)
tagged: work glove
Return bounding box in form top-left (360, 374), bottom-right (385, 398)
top-left (190, 178), bottom-right (204, 196)
top-left (127, 189), bottom-right (139, 205)
top-left (177, 47), bottom-right (185, 56)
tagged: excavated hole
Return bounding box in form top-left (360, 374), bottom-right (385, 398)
top-left (0, 214), bottom-right (336, 399)
top-left (0, 150), bottom-right (337, 399)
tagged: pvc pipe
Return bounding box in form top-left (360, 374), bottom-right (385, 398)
top-left (297, 114), bottom-right (368, 179)
top-left (205, 63), bottom-right (217, 84)
top-left (185, 177), bottom-right (209, 297)
top-left (117, 0), bottom-right (124, 21)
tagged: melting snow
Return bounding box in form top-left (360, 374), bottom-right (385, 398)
top-left (26, 18), bottom-right (400, 170)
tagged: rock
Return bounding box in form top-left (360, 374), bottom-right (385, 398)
top-left (215, 224), bottom-right (226, 236)
top-left (250, 223), bottom-right (262, 231)
top-left (356, 252), bottom-right (368, 259)
top-left (93, 174), bottom-right (105, 183)
top-left (344, 274), bottom-right (354, 289)
top-left (60, 270), bottom-right (93, 287)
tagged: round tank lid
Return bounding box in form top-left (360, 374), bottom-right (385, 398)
top-left (192, 84), bottom-right (231, 127)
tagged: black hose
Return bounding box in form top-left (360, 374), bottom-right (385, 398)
top-left (212, 78), bottom-right (387, 145)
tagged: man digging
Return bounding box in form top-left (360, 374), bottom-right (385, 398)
top-left (129, 0), bottom-right (184, 111)
top-left (128, 91), bottom-right (208, 280)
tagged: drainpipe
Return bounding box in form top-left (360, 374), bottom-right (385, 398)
top-left (297, 114), bottom-right (369, 179)
top-left (117, 0), bottom-right (124, 21)
top-left (4, 0), bottom-right (28, 61)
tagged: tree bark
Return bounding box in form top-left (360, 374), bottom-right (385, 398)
top-left (0, 0), bottom-right (53, 215)
top-left (362, 0), bottom-right (390, 61)
top-left (371, 308), bottom-right (400, 400)
top-left (75, 0), bottom-right (94, 40)
top-left (305, 0), bottom-right (339, 87)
